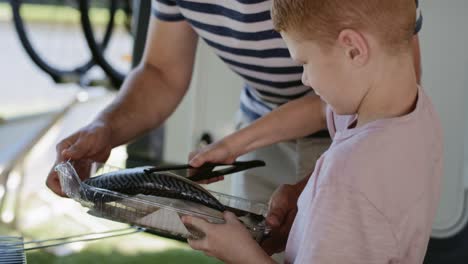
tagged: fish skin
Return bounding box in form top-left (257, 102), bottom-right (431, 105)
top-left (81, 167), bottom-right (226, 211)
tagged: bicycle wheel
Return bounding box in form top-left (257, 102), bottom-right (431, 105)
top-left (121, 0), bottom-right (132, 34)
top-left (80, 0), bottom-right (133, 88)
top-left (10, 0), bottom-right (116, 84)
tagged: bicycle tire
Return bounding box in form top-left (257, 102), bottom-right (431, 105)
top-left (121, 0), bottom-right (132, 34)
top-left (10, 0), bottom-right (116, 84)
top-left (80, 0), bottom-right (129, 88)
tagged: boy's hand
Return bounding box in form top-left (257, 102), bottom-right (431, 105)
top-left (182, 211), bottom-right (273, 264)
top-left (188, 140), bottom-right (237, 184)
top-left (261, 183), bottom-right (304, 255)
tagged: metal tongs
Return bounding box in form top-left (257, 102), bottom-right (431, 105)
top-left (143, 160), bottom-right (266, 182)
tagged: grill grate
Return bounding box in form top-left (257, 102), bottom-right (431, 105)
top-left (0, 227), bottom-right (143, 263)
top-left (0, 236), bottom-right (26, 264)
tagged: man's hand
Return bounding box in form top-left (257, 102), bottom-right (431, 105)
top-left (46, 121), bottom-right (113, 196)
top-left (188, 140), bottom-right (238, 184)
top-left (261, 182), bottom-right (306, 255)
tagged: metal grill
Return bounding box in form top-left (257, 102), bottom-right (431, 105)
top-left (0, 236), bottom-right (26, 264)
top-left (0, 227), bottom-right (143, 264)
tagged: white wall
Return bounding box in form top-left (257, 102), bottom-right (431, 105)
top-left (418, 0), bottom-right (468, 236)
top-left (163, 41), bottom-right (243, 165)
top-left (162, 41), bottom-right (243, 193)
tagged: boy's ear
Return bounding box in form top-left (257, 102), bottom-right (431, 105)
top-left (337, 29), bottom-right (369, 66)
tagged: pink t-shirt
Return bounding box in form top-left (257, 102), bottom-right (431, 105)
top-left (285, 86), bottom-right (443, 264)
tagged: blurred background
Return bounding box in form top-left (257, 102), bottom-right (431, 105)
top-left (1, 0), bottom-right (468, 263)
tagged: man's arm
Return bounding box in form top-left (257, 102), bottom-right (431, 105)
top-left (46, 18), bottom-right (199, 196)
top-left (234, 95), bottom-right (327, 155)
top-left (98, 17), bottom-right (199, 147)
top-left (191, 95), bottom-right (328, 164)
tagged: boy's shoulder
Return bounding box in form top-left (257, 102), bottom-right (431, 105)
top-left (320, 115), bottom-right (438, 189)
top-left (315, 90), bottom-right (442, 222)
top-left (323, 86), bottom-right (443, 182)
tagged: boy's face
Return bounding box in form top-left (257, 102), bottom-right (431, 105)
top-left (281, 31), bottom-right (369, 115)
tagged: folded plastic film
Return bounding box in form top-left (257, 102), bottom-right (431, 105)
top-left (55, 161), bottom-right (83, 201)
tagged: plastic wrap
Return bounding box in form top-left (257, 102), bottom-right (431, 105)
top-left (55, 161), bottom-right (270, 241)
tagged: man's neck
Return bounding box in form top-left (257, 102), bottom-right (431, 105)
top-left (356, 54), bottom-right (418, 128)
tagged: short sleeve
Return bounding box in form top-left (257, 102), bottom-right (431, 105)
top-left (152, 0), bottom-right (185, 22)
top-left (292, 185), bottom-right (398, 264)
top-left (415, 0), bottom-right (423, 34)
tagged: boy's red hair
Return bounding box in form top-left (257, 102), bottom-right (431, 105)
top-left (272, 0), bottom-right (416, 54)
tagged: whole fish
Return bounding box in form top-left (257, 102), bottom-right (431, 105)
top-left (81, 167), bottom-right (226, 212)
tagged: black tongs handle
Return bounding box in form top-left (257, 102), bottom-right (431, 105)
top-left (190, 160), bottom-right (266, 182)
top-left (144, 160), bottom-right (266, 182)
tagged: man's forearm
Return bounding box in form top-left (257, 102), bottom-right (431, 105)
top-left (226, 94), bottom-right (327, 157)
top-left (96, 63), bottom-right (189, 148)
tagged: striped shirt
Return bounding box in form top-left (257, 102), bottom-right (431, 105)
top-left (152, 0), bottom-right (423, 121)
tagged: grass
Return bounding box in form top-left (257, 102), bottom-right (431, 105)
top-left (0, 2), bottom-right (128, 25)
top-left (27, 248), bottom-right (222, 264)
top-left (0, 3), bottom-right (10, 20)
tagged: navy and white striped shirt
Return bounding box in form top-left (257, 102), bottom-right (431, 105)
top-left (153, 0), bottom-right (423, 121)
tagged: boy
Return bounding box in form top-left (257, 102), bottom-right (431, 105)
top-left (182, 0), bottom-right (443, 263)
